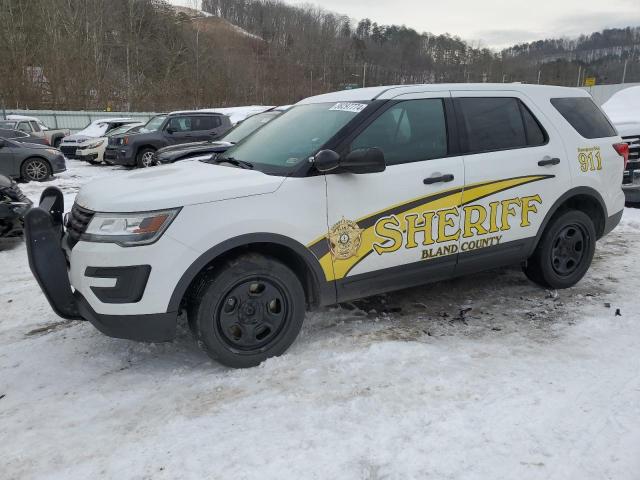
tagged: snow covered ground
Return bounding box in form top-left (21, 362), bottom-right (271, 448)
top-left (1, 161), bottom-right (640, 479)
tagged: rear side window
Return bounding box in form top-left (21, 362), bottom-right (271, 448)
top-left (551, 97), bottom-right (616, 139)
top-left (191, 116), bottom-right (221, 131)
top-left (456, 97), bottom-right (546, 154)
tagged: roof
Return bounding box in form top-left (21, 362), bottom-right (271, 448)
top-left (91, 117), bottom-right (135, 124)
top-left (7, 114), bottom-right (42, 122)
top-left (296, 83), bottom-right (588, 105)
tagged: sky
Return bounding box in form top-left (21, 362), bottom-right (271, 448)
top-left (170, 0), bottom-right (640, 49)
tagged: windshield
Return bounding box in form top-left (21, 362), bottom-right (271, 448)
top-left (218, 102), bottom-right (368, 173)
top-left (78, 122), bottom-right (109, 137)
top-left (107, 124), bottom-right (139, 137)
top-left (222, 112), bottom-right (281, 144)
top-left (0, 121), bottom-right (18, 129)
top-left (140, 115), bottom-right (167, 133)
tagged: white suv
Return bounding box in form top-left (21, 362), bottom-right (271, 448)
top-left (25, 84), bottom-right (627, 368)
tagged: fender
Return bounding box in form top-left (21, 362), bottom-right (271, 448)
top-left (527, 186), bottom-right (608, 257)
top-left (167, 232), bottom-right (336, 313)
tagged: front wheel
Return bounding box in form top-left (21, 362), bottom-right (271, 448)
top-left (20, 157), bottom-right (52, 182)
top-left (136, 148), bottom-right (156, 168)
top-left (188, 254), bottom-right (306, 368)
top-left (523, 209), bottom-right (596, 289)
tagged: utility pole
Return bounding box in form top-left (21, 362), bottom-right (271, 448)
top-left (537, 69), bottom-right (541, 84)
top-left (362, 63), bottom-right (367, 88)
top-left (622, 59), bottom-right (628, 84)
top-left (576, 65), bottom-right (582, 87)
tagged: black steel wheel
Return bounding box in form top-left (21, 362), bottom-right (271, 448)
top-left (524, 209), bottom-right (596, 289)
top-left (188, 253), bottom-right (306, 368)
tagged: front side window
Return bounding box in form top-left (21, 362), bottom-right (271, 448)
top-left (29, 121), bottom-right (41, 132)
top-left (551, 97), bottom-right (616, 139)
top-left (351, 99), bottom-right (448, 165)
top-left (167, 117), bottom-right (192, 132)
top-left (217, 102), bottom-right (367, 173)
top-left (17, 122), bottom-right (33, 133)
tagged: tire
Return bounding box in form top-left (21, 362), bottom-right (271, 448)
top-left (523, 209), bottom-right (596, 289)
top-left (53, 138), bottom-right (62, 148)
top-left (87, 158), bottom-right (101, 165)
top-left (20, 157), bottom-right (52, 182)
top-left (188, 253), bottom-right (306, 368)
top-left (136, 148), bottom-right (156, 168)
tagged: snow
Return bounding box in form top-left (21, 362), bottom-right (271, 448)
top-left (602, 86), bottom-right (640, 128)
top-left (2, 161), bottom-right (640, 479)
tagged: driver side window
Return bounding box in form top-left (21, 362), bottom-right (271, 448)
top-left (351, 99), bottom-right (448, 166)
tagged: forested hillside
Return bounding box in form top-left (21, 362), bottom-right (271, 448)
top-left (1, 0), bottom-right (638, 111)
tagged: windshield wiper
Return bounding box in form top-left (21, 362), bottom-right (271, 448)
top-left (207, 156), bottom-right (254, 169)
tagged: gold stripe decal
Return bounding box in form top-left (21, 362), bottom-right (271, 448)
top-left (308, 175), bottom-right (553, 281)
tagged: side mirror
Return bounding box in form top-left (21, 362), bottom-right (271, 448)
top-left (166, 127), bottom-right (175, 135)
top-left (342, 147), bottom-right (386, 174)
top-left (314, 149), bottom-right (341, 172)
top-left (313, 148), bottom-right (386, 174)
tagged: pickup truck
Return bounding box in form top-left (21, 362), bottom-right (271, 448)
top-left (104, 111), bottom-right (232, 167)
top-left (1, 115), bottom-right (70, 147)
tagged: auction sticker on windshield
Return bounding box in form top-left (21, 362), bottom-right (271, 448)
top-left (329, 102), bottom-right (368, 113)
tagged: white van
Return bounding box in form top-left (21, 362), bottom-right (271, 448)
top-left (25, 84), bottom-right (627, 368)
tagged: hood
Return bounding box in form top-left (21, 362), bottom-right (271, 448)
top-left (158, 141), bottom-right (209, 153)
top-left (75, 161), bottom-right (285, 212)
top-left (19, 142), bottom-right (55, 151)
top-left (61, 134), bottom-right (95, 143)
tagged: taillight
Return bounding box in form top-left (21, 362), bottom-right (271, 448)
top-left (43, 138), bottom-right (50, 145)
top-left (123, 136), bottom-right (129, 145)
top-left (613, 143), bottom-right (630, 169)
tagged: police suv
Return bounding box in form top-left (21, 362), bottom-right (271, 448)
top-left (25, 84), bottom-right (627, 368)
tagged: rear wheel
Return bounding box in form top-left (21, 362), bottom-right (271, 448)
top-left (523, 209), bottom-right (596, 289)
top-left (136, 148), bottom-right (156, 168)
top-left (188, 253), bottom-right (306, 368)
top-left (20, 157), bottom-right (51, 182)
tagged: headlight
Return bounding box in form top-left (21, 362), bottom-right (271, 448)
top-left (82, 208), bottom-right (181, 246)
top-left (46, 149), bottom-right (60, 155)
top-left (86, 140), bottom-right (105, 149)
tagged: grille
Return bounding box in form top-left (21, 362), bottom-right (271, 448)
top-left (60, 144), bottom-right (80, 159)
top-left (622, 135), bottom-right (640, 170)
top-left (66, 203), bottom-right (94, 248)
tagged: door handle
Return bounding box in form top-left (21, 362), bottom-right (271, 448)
top-left (423, 174), bottom-right (454, 185)
top-left (538, 157), bottom-right (560, 166)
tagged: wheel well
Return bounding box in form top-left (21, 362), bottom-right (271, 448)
top-left (184, 242), bottom-right (320, 309)
top-left (136, 145), bottom-right (156, 157)
top-left (555, 194), bottom-right (606, 238)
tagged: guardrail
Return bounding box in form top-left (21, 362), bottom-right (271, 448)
top-left (2, 110), bottom-right (157, 132)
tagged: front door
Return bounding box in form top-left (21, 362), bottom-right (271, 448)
top-left (322, 94), bottom-right (465, 302)
top-left (450, 90), bottom-right (570, 274)
top-left (0, 142), bottom-right (17, 177)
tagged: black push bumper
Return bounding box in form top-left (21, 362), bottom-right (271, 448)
top-left (24, 187), bottom-right (177, 342)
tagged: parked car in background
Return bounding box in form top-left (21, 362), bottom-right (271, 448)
top-left (0, 173), bottom-right (32, 238)
top-left (155, 108), bottom-right (287, 165)
top-left (0, 137), bottom-right (66, 182)
top-left (602, 86), bottom-right (640, 203)
top-left (105, 111), bottom-right (232, 167)
top-left (59, 118), bottom-right (136, 160)
top-left (1, 115), bottom-right (70, 147)
top-left (0, 128), bottom-right (50, 145)
top-left (75, 122), bottom-right (144, 164)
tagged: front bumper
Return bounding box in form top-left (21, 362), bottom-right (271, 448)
top-left (103, 147), bottom-right (135, 166)
top-left (623, 170), bottom-right (640, 203)
top-left (24, 187), bottom-right (177, 342)
top-left (50, 153), bottom-right (67, 174)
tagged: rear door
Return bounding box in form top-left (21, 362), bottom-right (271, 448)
top-left (451, 91), bottom-right (570, 274)
top-left (323, 93), bottom-right (465, 301)
top-left (190, 115), bottom-right (223, 141)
